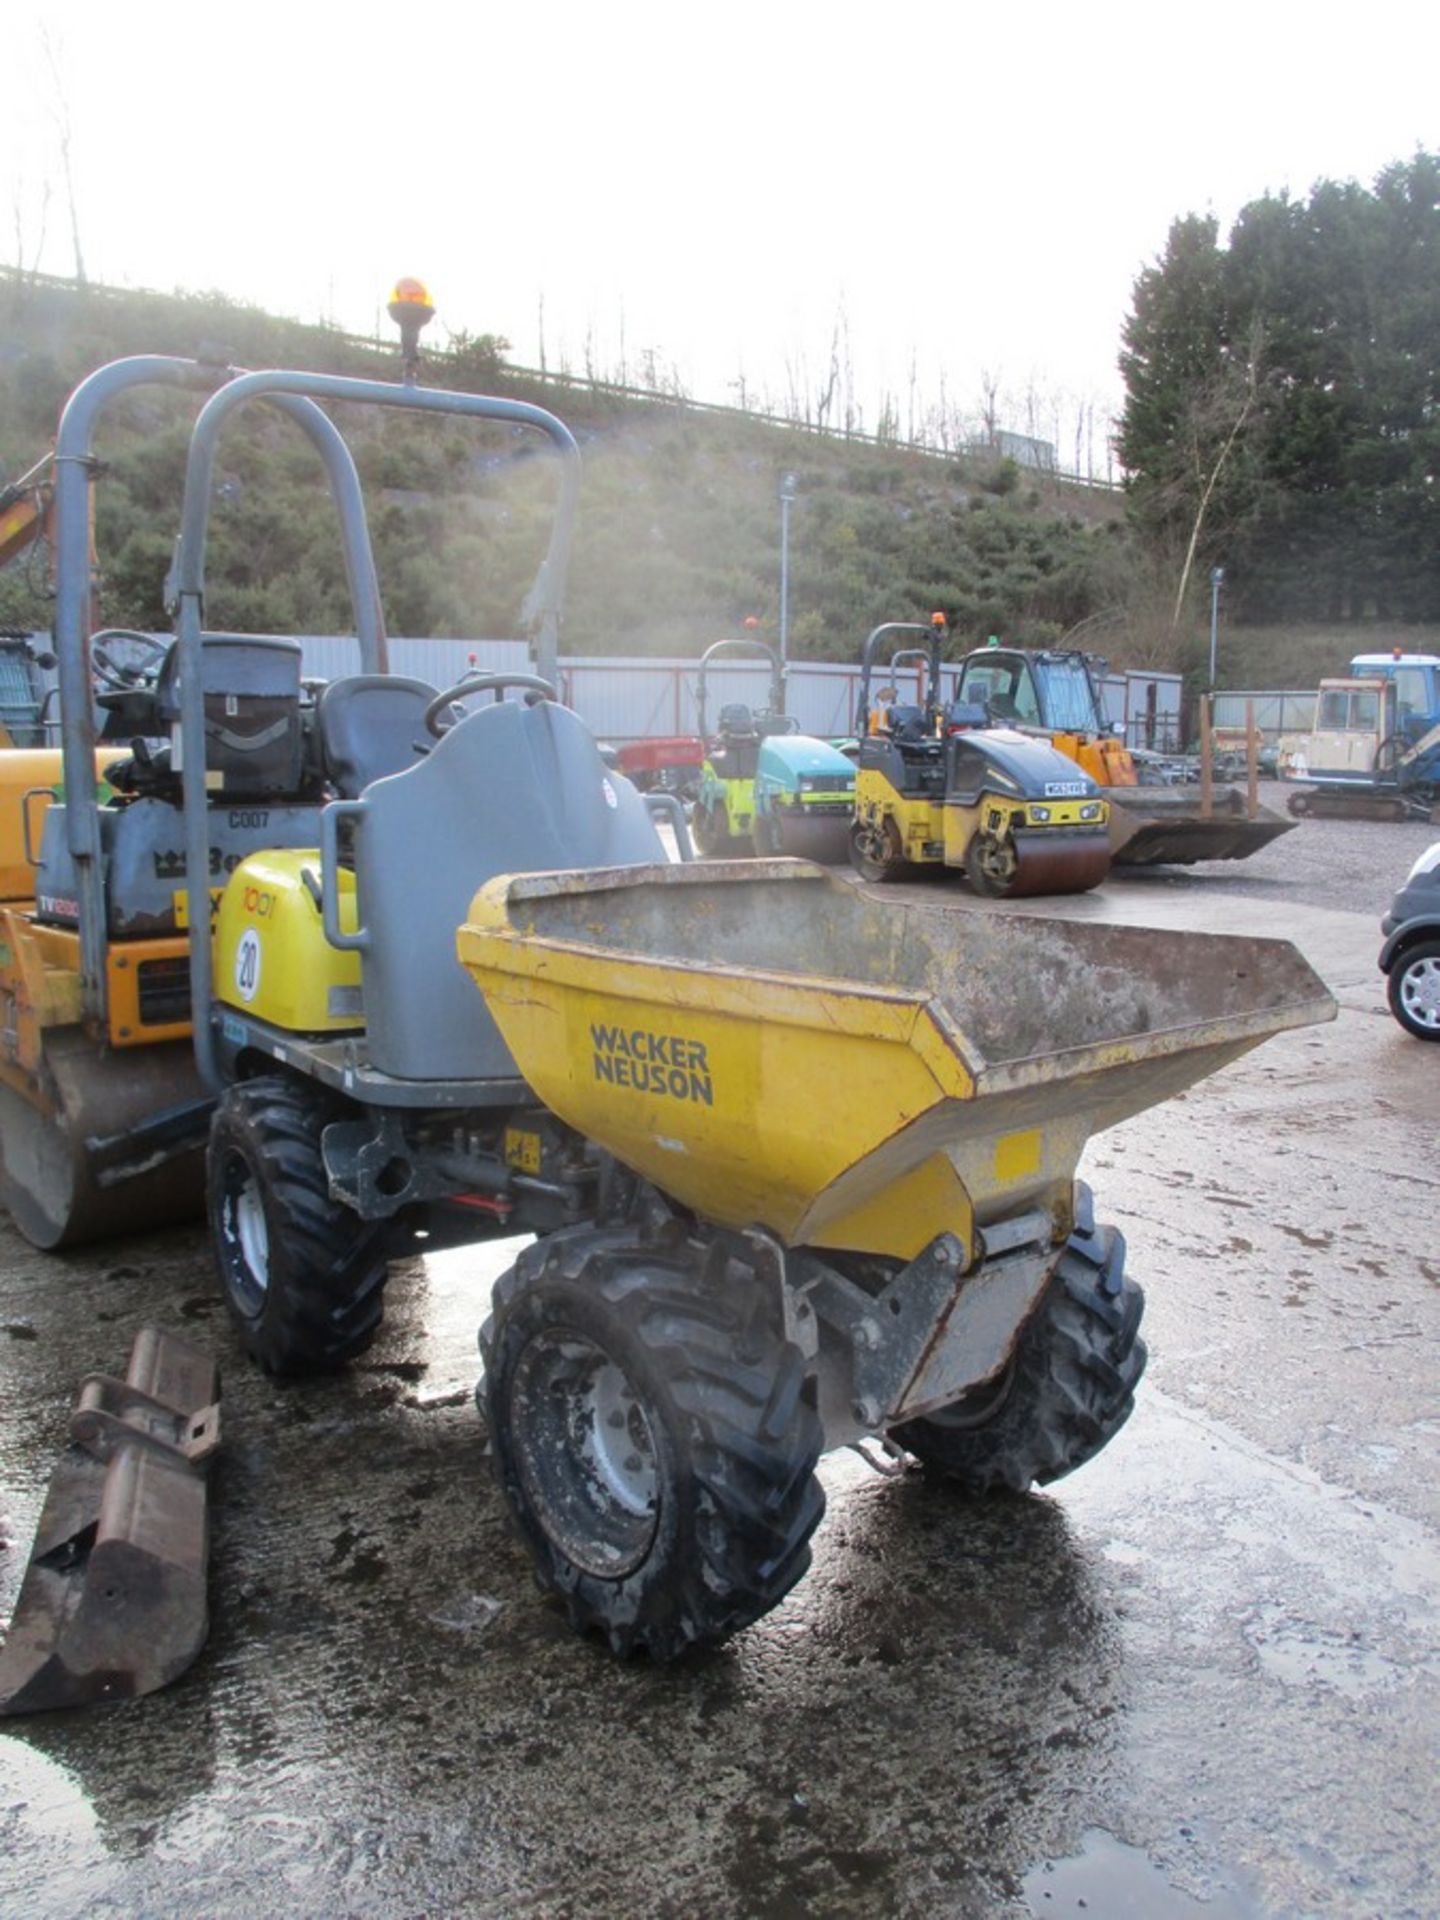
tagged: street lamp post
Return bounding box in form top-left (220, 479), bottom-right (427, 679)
top-left (779, 472), bottom-right (798, 667)
top-left (1208, 566), bottom-right (1225, 690)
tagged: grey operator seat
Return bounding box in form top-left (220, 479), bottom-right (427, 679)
top-left (316, 675), bottom-right (437, 798)
top-left (342, 694), bottom-right (665, 1086)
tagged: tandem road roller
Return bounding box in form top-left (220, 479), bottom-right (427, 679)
top-left (849, 618), bottom-right (1113, 896)
top-left (691, 633), bottom-right (856, 862)
top-left (2, 346), bottom-right (1336, 1685)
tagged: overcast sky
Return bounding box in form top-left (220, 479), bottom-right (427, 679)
top-left (7, 1), bottom-right (1438, 460)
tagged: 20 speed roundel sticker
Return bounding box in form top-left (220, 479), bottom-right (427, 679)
top-left (235, 928), bottom-right (262, 1003)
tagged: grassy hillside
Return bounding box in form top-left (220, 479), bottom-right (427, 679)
top-left (3, 271), bottom-right (1434, 687)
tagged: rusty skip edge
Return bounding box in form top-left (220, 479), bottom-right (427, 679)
top-left (0, 1327), bottom-right (220, 1717)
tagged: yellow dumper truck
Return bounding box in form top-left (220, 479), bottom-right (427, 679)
top-left (0, 342), bottom-right (1335, 1707)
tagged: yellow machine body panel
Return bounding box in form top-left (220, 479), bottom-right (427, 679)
top-left (0, 909), bottom-right (85, 1082)
top-left (0, 907), bottom-right (202, 1063)
top-left (460, 872), bottom-right (978, 1262)
top-left (941, 790), bottom-right (1110, 866)
top-left (0, 750), bottom-right (119, 903)
top-left (706, 766), bottom-right (757, 835)
top-left (213, 850), bottom-right (362, 1033)
top-left (854, 765), bottom-right (943, 861)
top-left (857, 764), bottom-right (1109, 871)
top-left (1046, 730), bottom-right (1139, 790)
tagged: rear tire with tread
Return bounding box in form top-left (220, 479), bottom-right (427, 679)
top-left (209, 1076), bottom-right (387, 1374)
top-left (480, 1238), bottom-right (825, 1659)
top-left (893, 1218), bottom-right (1146, 1492)
top-left (849, 816), bottom-right (907, 882)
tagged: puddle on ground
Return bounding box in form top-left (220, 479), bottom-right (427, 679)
top-left (1242, 1602), bottom-right (1430, 1700)
top-left (1023, 1828), bottom-right (1255, 1917)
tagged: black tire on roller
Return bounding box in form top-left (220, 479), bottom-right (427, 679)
top-left (848, 816), bottom-right (906, 882)
top-left (1386, 938), bottom-right (1440, 1041)
top-left (893, 1217), bottom-right (1146, 1492)
top-left (691, 802), bottom-right (728, 856)
top-left (479, 1242), bottom-right (825, 1659)
top-left (964, 830), bottom-right (1020, 898)
top-left (208, 1075), bottom-right (388, 1374)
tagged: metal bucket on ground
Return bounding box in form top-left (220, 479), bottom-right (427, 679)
top-left (1107, 787), bottom-right (1294, 866)
top-left (0, 1327), bottom-right (220, 1716)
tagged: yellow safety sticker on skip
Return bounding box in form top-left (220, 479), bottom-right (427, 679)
top-left (504, 1128), bottom-right (541, 1175)
top-left (994, 1129), bottom-right (1041, 1183)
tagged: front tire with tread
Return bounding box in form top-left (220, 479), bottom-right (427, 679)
top-left (209, 1076), bottom-right (388, 1374)
top-left (893, 1218), bottom-right (1146, 1492)
top-left (480, 1239), bottom-right (825, 1659)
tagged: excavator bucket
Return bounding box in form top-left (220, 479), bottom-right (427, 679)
top-left (0, 1328), bottom-right (219, 1716)
top-left (1106, 786), bottom-right (1295, 866)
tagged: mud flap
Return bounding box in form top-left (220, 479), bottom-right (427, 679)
top-left (0, 1328), bottom-right (219, 1716)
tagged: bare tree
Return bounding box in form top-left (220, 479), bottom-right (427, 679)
top-left (813, 321), bottom-right (841, 435)
top-left (40, 25), bottom-right (85, 285)
top-left (1169, 325), bottom-right (1265, 625)
top-left (11, 174), bottom-right (52, 282)
top-left (977, 367), bottom-right (1003, 448)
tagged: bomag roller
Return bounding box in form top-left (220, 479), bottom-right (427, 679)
top-left (954, 642), bottom-right (1295, 866)
top-left (849, 617), bottom-right (1112, 896)
top-left (2, 334), bottom-right (1337, 1683)
top-left (691, 634), bottom-right (855, 861)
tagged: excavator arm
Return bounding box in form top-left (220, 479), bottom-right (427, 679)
top-left (0, 455), bottom-right (57, 569)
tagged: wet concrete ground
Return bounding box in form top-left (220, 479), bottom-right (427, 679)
top-left (2, 816), bottom-right (1438, 1918)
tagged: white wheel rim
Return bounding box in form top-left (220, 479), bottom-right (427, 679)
top-left (235, 1180), bottom-right (270, 1296)
top-left (1400, 956), bottom-right (1440, 1029)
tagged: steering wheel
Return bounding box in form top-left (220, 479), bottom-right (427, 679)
top-left (422, 670), bottom-right (557, 739)
top-left (91, 629), bottom-right (171, 693)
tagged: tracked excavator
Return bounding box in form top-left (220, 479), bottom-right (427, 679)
top-left (2, 315), bottom-right (1337, 1709)
top-left (954, 643), bottom-right (1295, 866)
top-left (1282, 653), bottom-right (1440, 822)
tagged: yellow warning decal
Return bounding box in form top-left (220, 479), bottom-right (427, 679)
top-left (994, 1129), bottom-right (1041, 1183)
top-left (504, 1128), bottom-right (541, 1175)
top-left (172, 887), bottom-right (223, 928)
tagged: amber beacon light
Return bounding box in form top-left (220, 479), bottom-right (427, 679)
top-left (388, 277), bottom-right (435, 382)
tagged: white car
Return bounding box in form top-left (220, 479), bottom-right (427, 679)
top-left (1379, 841), bottom-right (1440, 1040)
